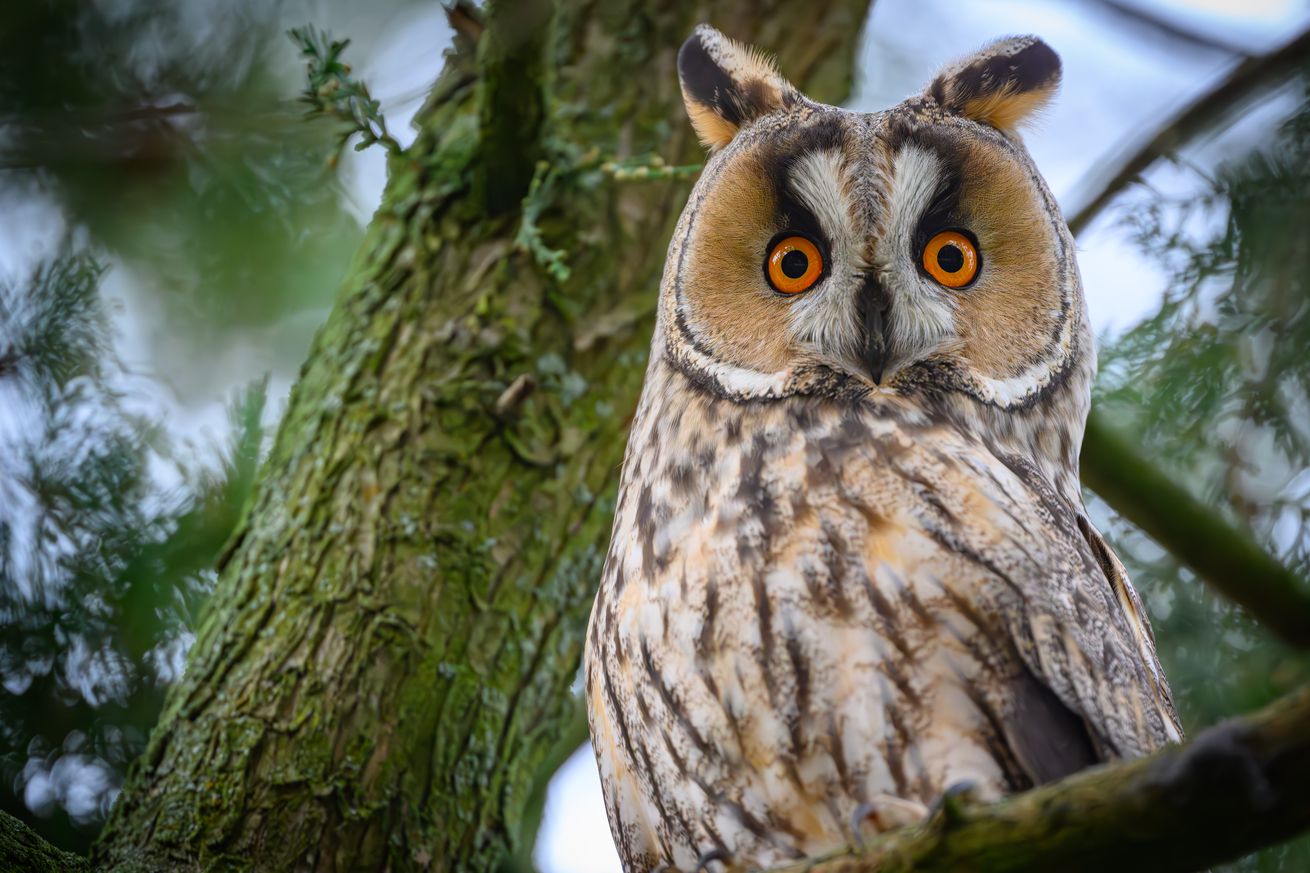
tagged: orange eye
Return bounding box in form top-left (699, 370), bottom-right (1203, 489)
top-left (766, 235), bottom-right (823, 294)
top-left (922, 230), bottom-right (979, 288)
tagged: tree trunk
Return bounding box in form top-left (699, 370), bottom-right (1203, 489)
top-left (89, 3), bottom-right (873, 870)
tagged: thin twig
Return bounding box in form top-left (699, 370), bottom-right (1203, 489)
top-left (289, 25), bottom-right (402, 158)
top-left (1091, 0), bottom-right (1254, 56)
top-left (1067, 26), bottom-right (1310, 236)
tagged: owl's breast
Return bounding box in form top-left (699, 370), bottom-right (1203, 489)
top-left (586, 386), bottom-right (1032, 871)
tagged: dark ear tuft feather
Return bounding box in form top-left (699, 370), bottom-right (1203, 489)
top-left (927, 36), bottom-right (1061, 134)
top-left (678, 24), bottom-right (795, 151)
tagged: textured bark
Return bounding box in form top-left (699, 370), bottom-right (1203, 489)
top-left (2, 5), bottom-right (1308, 873)
top-left (89, 3), bottom-right (873, 871)
top-left (777, 684), bottom-right (1310, 873)
top-left (1, 810), bottom-right (89, 873)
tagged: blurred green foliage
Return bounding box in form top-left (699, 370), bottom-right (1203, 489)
top-left (0, 0), bottom-right (366, 348)
top-left (0, 0), bottom-right (419, 852)
top-left (1094, 71), bottom-right (1310, 872)
top-left (0, 244), bottom-right (265, 852)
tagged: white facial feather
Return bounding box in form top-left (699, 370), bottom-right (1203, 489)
top-left (880, 146), bottom-right (958, 370)
top-left (784, 149), bottom-right (864, 370)
top-left (789, 149), bottom-right (848, 245)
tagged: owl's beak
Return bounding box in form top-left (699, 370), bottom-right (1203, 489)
top-left (862, 278), bottom-right (891, 385)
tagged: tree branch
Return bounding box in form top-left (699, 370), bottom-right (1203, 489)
top-left (1, 810), bottom-right (88, 873)
top-left (1066, 26), bottom-right (1310, 646)
top-left (1067, 26), bottom-right (1310, 236)
top-left (1091, 0), bottom-right (1253, 57)
top-left (475, 0), bottom-right (552, 214)
top-left (1081, 411), bottom-right (1310, 647)
top-left (782, 684), bottom-right (1310, 873)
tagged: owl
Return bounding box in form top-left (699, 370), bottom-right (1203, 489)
top-left (584, 24), bottom-right (1182, 872)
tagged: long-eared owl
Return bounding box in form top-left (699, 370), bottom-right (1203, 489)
top-left (585, 24), bottom-right (1181, 872)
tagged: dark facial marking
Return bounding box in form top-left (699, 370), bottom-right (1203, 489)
top-left (678, 35), bottom-right (747, 126)
top-left (937, 41), bottom-right (1061, 110)
top-left (758, 115), bottom-right (849, 248)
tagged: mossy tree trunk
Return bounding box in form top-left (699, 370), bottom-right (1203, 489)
top-left (87, 3), bottom-right (873, 870)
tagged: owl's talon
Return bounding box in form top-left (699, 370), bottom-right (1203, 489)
top-left (929, 780), bottom-right (983, 827)
top-left (850, 794), bottom-right (930, 848)
top-left (850, 802), bottom-right (876, 850)
top-left (695, 847), bottom-right (737, 873)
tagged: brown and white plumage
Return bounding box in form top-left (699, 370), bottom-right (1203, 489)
top-left (585, 25), bottom-right (1181, 872)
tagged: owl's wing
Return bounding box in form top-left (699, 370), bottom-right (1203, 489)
top-left (839, 413), bottom-right (1182, 777)
top-left (1074, 510), bottom-right (1183, 741)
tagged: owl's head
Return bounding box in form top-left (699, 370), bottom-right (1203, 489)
top-left (660, 25), bottom-right (1094, 488)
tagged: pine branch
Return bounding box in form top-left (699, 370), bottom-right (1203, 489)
top-left (1081, 411), bottom-right (1310, 647)
top-left (1067, 26), bottom-right (1310, 236)
top-left (776, 684), bottom-right (1310, 873)
top-left (289, 25), bottom-right (401, 160)
top-left (1068, 26), bottom-right (1310, 646)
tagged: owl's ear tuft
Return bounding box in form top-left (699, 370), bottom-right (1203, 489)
top-left (927, 36), bottom-right (1060, 134)
top-left (678, 24), bottom-right (795, 151)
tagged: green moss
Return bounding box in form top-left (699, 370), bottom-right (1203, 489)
top-left (0, 811), bottom-right (90, 873)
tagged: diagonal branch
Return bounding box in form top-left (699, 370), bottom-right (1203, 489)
top-left (1081, 411), bottom-right (1310, 647)
top-left (1091, 0), bottom-right (1254, 57)
top-left (1068, 26), bottom-right (1310, 646)
top-left (779, 684), bottom-right (1310, 873)
top-left (1067, 26), bottom-right (1310, 236)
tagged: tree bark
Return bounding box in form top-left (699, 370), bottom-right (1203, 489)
top-left (88, 3), bottom-right (873, 871)
top-left (1, 811), bottom-right (89, 873)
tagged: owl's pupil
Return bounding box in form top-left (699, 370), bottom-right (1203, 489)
top-left (780, 250), bottom-right (809, 279)
top-left (936, 244), bottom-right (965, 273)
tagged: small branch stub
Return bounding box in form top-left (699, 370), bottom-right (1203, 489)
top-left (495, 373), bottom-right (537, 418)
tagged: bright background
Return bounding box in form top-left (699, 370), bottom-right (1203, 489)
top-left (2, 1), bottom-right (1308, 871)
